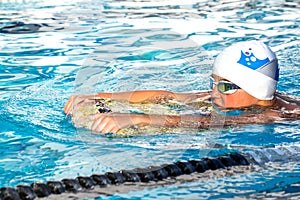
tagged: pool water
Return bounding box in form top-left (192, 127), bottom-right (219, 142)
top-left (0, 0), bottom-right (299, 199)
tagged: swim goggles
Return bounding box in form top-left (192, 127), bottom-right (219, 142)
top-left (210, 77), bottom-right (240, 94)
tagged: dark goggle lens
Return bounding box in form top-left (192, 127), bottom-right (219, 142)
top-left (218, 82), bottom-right (239, 94)
top-left (218, 82), bottom-right (231, 93)
top-left (210, 78), bottom-right (240, 94)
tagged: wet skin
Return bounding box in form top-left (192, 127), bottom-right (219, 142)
top-left (64, 76), bottom-right (300, 134)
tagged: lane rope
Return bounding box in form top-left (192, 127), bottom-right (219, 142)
top-left (0, 145), bottom-right (299, 200)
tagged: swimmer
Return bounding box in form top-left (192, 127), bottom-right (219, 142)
top-left (64, 41), bottom-right (300, 134)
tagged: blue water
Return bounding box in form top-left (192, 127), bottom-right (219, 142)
top-left (0, 0), bottom-right (299, 199)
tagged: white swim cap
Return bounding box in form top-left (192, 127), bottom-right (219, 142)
top-left (212, 41), bottom-right (279, 100)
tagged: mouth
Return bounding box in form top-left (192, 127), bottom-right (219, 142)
top-left (211, 99), bottom-right (229, 111)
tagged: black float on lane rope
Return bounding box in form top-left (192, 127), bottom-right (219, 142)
top-left (1, 145), bottom-right (292, 200)
top-left (0, 152), bottom-right (249, 200)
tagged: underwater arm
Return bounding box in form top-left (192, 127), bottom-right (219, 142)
top-left (90, 113), bottom-right (210, 134)
top-left (224, 108), bottom-right (300, 125)
top-left (91, 109), bottom-right (300, 134)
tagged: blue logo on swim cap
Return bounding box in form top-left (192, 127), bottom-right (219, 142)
top-left (237, 50), bottom-right (270, 70)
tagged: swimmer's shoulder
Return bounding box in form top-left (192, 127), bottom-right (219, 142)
top-left (274, 92), bottom-right (300, 110)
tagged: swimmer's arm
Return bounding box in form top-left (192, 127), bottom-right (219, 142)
top-left (146, 115), bottom-right (210, 128)
top-left (90, 113), bottom-right (210, 134)
top-left (96, 90), bottom-right (210, 103)
top-left (64, 90), bottom-right (210, 115)
top-left (274, 92), bottom-right (300, 110)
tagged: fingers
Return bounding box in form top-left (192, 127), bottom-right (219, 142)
top-left (91, 114), bottom-right (120, 134)
top-left (64, 94), bottom-right (101, 115)
top-left (91, 114), bottom-right (104, 131)
top-left (64, 95), bottom-right (88, 115)
top-left (101, 121), bottom-right (119, 134)
top-left (64, 95), bottom-right (83, 115)
top-left (109, 126), bottom-right (120, 134)
top-left (64, 96), bottom-right (75, 115)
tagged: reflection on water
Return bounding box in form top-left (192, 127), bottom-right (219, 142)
top-left (0, 0), bottom-right (299, 199)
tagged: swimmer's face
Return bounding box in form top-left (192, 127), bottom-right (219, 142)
top-left (211, 74), bottom-right (260, 108)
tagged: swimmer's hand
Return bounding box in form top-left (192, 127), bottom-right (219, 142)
top-left (64, 94), bottom-right (95, 115)
top-left (64, 93), bottom-right (113, 115)
top-left (89, 113), bottom-right (151, 134)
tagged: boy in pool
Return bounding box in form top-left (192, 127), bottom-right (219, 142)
top-left (64, 41), bottom-right (300, 134)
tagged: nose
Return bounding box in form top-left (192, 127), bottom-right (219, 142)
top-left (211, 85), bottom-right (220, 99)
top-left (211, 84), bottom-right (225, 107)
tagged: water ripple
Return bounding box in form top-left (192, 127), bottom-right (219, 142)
top-left (0, 0), bottom-right (299, 198)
